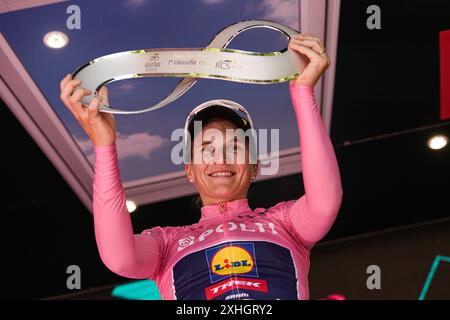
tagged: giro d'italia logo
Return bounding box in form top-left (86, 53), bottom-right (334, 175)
top-left (205, 242), bottom-right (258, 283)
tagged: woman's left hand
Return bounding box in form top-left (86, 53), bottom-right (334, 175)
top-left (288, 34), bottom-right (331, 87)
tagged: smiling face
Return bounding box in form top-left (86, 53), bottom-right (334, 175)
top-left (185, 118), bottom-right (258, 206)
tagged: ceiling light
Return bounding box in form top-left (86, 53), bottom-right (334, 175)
top-left (126, 199), bottom-right (138, 213)
top-left (43, 31), bottom-right (69, 49)
top-left (427, 135), bottom-right (448, 150)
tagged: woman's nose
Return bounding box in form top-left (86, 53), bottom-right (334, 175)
top-left (208, 146), bottom-right (230, 164)
top-left (213, 146), bottom-right (228, 164)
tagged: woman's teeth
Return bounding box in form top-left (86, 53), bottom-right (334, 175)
top-left (210, 172), bottom-right (234, 177)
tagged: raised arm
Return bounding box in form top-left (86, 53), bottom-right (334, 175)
top-left (59, 73), bottom-right (162, 279)
top-left (287, 82), bottom-right (343, 247)
top-left (286, 34), bottom-right (343, 247)
top-left (93, 143), bottom-right (162, 279)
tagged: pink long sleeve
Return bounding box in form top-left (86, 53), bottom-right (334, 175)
top-left (92, 144), bottom-right (162, 279)
top-left (287, 81), bottom-right (343, 248)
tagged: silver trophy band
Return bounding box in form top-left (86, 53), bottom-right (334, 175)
top-left (71, 19), bottom-right (307, 114)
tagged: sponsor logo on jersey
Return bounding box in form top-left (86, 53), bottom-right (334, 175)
top-left (177, 222), bottom-right (278, 252)
top-left (205, 277), bottom-right (268, 300)
top-left (173, 241), bottom-right (299, 300)
top-left (205, 243), bottom-right (258, 283)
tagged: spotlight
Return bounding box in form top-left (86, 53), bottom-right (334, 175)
top-left (43, 31), bottom-right (69, 49)
top-left (126, 199), bottom-right (138, 213)
top-left (427, 135), bottom-right (448, 150)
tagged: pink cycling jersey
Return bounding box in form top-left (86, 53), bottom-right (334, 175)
top-left (92, 82), bottom-right (343, 300)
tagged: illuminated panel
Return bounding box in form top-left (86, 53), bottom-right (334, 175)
top-left (440, 30), bottom-right (450, 120)
top-left (419, 255), bottom-right (450, 300)
top-left (111, 280), bottom-right (161, 300)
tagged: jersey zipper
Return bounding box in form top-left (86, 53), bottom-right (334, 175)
top-left (219, 201), bottom-right (239, 298)
top-left (219, 201), bottom-right (229, 238)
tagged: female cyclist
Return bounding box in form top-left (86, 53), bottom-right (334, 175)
top-left (59, 34), bottom-right (342, 300)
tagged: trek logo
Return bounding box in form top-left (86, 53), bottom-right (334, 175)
top-left (205, 277), bottom-right (268, 300)
top-left (206, 243), bottom-right (258, 283)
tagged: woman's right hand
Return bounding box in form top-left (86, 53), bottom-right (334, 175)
top-left (59, 73), bottom-right (116, 146)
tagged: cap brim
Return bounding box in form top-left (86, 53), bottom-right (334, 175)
top-left (188, 105), bottom-right (251, 139)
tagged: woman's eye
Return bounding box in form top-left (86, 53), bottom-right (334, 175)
top-left (203, 145), bottom-right (215, 154)
top-left (227, 144), bottom-right (243, 153)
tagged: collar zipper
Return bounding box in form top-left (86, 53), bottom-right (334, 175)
top-left (219, 201), bottom-right (226, 213)
top-left (219, 201), bottom-right (229, 237)
top-left (218, 201), bottom-right (236, 296)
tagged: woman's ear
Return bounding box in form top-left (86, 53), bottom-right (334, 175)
top-left (185, 164), bottom-right (194, 183)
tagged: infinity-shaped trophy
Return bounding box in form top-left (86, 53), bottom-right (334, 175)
top-left (71, 19), bottom-right (307, 114)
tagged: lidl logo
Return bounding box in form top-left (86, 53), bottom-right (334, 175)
top-left (205, 242), bottom-right (258, 283)
top-left (212, 246), bottom-right (253, 275)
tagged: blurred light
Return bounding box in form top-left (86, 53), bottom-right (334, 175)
top-left (327, 294), bottom-right (346, 300)
top-left (126, 199), bottom-right (137, 213)
top-left (427, 135), bottom-right (448, 150)
top-left (43, 31), bottom-right (69, 49)
top-left (419, 255), bottom-right (450, 300)
top-left (111, 280), bottom-right (161, 300)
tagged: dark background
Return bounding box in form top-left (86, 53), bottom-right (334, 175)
top-left (1, 0), bottom-right (449, 299)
